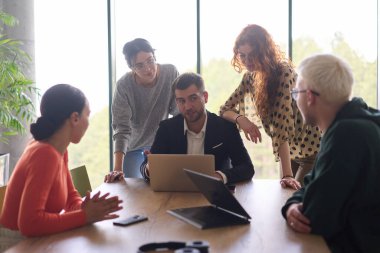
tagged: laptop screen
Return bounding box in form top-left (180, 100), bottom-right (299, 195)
top-left (184, 169), bottom-right (251, 219)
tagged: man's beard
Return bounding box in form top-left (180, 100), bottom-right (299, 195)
top-left (184, 109), bottom-right (203, 123)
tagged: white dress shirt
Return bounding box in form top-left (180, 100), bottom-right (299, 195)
top-left (183, 114), bottom-right (227, 183)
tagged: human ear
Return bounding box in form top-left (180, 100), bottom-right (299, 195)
top-left (203, 91), bottom-right (209, 104)
top-left (306, 90), bottom-right (316, 106)
top-left (70, 112), bottom-right (80, 124)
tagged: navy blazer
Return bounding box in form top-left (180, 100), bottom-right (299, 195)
top-left (145, 111), bottom-right (254, 183)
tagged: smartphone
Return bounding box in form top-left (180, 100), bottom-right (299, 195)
top-left (113, 215), bottom-right (148, 227)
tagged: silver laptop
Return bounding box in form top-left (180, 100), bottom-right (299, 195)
top-left (148, 154), bottom-right (215, 192)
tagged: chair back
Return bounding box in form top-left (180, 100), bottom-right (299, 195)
top-left (0, 185), bottom-right (6, 216)
top-left (70, 165), bottom-right (92, 197)
top-left (0, 153), bottom-right (10, 186)
top-left (123, 146), bottom-right (150, 178)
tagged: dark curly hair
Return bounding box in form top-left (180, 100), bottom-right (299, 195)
top-left (231, 24), bottom-right (292, 119)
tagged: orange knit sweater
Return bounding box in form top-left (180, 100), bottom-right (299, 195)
top-left (0, 141), bottom-right (86, 237)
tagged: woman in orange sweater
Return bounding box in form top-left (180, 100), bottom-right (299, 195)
top-left (0, 84), bottom-right (122, 239)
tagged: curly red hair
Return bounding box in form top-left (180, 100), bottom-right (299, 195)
top-left (231, 24), bottom-right (292, 119)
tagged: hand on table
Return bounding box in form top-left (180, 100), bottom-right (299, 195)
top-left (104, 170), bottom-right (124, 183)
top-left (280, 176), bottom-right (301, 190)
top-left (286, 203), bottom-right (311, 233)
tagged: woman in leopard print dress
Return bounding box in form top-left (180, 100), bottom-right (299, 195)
top-left (220, 24), bottom-right (321, 189)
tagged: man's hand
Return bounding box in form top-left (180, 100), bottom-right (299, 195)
top-left (213, 172), bottom-right (223, 181)
top-left (286, 203), bottom-right (311, 233)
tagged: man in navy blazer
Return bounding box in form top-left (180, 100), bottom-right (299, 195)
top-left (141, 72), bottom-right (254, 184)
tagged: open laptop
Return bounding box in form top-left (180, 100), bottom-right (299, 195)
top-left (148, 154), bottom-right (215, 192)
top-left (167, 169), bottom-right (251, 229)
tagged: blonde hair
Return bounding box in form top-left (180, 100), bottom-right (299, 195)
top-left (297, 54), bottom-right (353, 104)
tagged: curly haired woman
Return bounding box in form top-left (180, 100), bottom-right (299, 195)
top-left (220, 24), bottom-right (321, 189)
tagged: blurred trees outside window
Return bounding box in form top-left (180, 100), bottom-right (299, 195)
top-left (34, 0), bottom-right (377, 188)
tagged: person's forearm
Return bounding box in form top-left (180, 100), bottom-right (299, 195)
top-left (278, 142), bottom-right (292, 178)
top-left (113, 152), bottom-right (124, 171)
top-left (221, 110), bottom-right (240, 123)
top-left (220, 162), bottom-right (254, 184)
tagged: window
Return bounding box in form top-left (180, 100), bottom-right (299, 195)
top-left (201, 0), bottom-right (289, 179)
top-left (34, 0), bottom-right (110, 187)
top-left (114, 0), bottom-right (197, 80)
top-left (34, 0), bottom-right (379, 186)
top-left (292, 0), bottom-right (378, 108)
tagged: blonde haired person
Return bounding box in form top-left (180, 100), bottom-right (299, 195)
top-left (283, 54), bottom-right (380, 253)
top-left (297, 54), bottom-right (353, 103)
top-left (220, 24), bottom-right (321, 189)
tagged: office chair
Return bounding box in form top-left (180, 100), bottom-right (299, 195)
top-left (0, 153), bottom-right (10, 186)
top-left (0, 185), bottom-right (6, 216)
top-left (123, 146), bottom-right (150, 178)
top-left (70, 165), bottom-right (92, 197)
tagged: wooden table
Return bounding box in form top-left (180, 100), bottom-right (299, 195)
top-left (5, 179), bottom-right (330, 253)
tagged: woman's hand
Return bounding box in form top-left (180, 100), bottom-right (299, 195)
top-left (286, 203), bottom-right (311, 233)
top-left (82, 191), bottom-right (123, 224)
top-left (104, 170), bottom-right (124, 183)
top-left (236, 116), bottom-right (262, 143)
top-left (280, 176), bottom-right (301, 190)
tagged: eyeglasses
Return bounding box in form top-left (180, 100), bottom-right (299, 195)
top-left (290, 88), bottom-right (320, 100)
top-left (132, 57), bottom-right (156, 71)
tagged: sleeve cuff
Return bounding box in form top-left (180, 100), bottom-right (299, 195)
top-left (140, 163), bottom-right (150, 182)
top-left (215, 170), bottom-right (227, 184)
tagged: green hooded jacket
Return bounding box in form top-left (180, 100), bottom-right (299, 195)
top-left (282, 97), bottom-right (380, 253)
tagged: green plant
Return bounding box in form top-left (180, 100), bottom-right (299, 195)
top-left (0, 11), bottom-right (38, 142)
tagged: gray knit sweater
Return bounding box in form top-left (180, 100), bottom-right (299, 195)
top-left (112, 64), bottom-right (179, 153)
